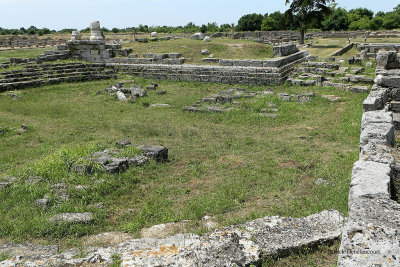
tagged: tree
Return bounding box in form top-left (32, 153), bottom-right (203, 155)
top-left (322, 6), bottom-right (349, 31)
top-left (236, 13), bottom-right (264, 31)
top-left (262, 11), bottom-right (286, 31)
top-left (349, 8), bottom-right (374, 20)
top-left (382, 12), bottom-right (400, 29)
top-left (285, 0), bottom-right (334, 44)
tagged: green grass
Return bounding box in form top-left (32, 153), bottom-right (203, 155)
top-left (0, 74), bottom-right (366, 244)
top-left (122, 38), bottom-right (273, 64)
top-left (0, 47), bottom-right (51, 63)
top-left (263, 240), bottom-right (340, 267)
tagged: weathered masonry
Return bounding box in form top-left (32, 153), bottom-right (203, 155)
top-left (337, 50), bottom-right (400, 266)
top-left (107, 50), bottom-right (309, 86)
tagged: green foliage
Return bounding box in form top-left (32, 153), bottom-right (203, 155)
top-left (349, 8), bottom-right (374, 20)
top-left (236, 13), bottom-right (264, 31)
top-left (200, 24), bottom-right (208, 34)
top-left (285, 0), bottom-right (334, 43)
top-left (382, 12), bottom-right (400, 29)
top-left (322, 7), bottom-right (349, 31)
top-left (261, 12), bottom-right (288, 31)
top-left (111, 254), bottom-right (122, 267)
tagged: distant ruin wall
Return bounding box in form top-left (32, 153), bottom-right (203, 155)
top-left (337, 50), bottom-right (400, 266)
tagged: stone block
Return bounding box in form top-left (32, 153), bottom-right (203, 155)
top-left (361, 110), bottom-right (393, 131)
top-left (375, 75), bottom-right (400, 88)
top-left (363, 89), bottom-right (389, 111)
top-left (348, 160), bottom-right (391, 209)
top-left (360, 123), bottom-right (394, 147)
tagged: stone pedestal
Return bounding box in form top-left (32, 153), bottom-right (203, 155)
top-left (90, 21), bottom-right (103, 41)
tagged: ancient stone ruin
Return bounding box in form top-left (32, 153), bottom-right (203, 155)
top-left (337, 50), bottom-right (400, 266)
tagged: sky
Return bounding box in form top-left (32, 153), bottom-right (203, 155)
top-left (0, 0), bottom-right (398, 30)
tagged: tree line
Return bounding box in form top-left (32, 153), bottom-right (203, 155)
top-left (0, 3), bottom-right (399, 36)
top-left (237, 4), bottom-right (400, 32)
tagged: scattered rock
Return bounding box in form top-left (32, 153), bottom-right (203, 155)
top-left (49, 212), bottom-right (94, 224)
top-left (128, 155), bottom-right (149, 166)
top-left (149, 104), bottom-right (171, 108)
top-left (146, 85), bottom-right (157, 90)
top-left (116, 140), bottom-right (132, 148)
top-left (35, 198), bottom-right (50, 208)
top-left (156, 90), bottom-right (167, 95)
top-left (209, 54), bottom-right (215, 58)
top-left (191, 33), bottom-right (205, 40)
top-left (203, 36), bottom-right (211, 42)
top-left (18, 124), bottom-right (28, 133)
top-left (117, 91), bottom-right (127, 101)
top-left (8, 92), bottom-right (22, 100)
top-left (315, 178), bottom-right (330, 186)
top-left (25, 176), bottom-right (43, 185)
top-left (278, 92), bottom-right (315, 103)
top-left (104, 158), bottom-right (130, 174)
top-left (322, 95), bottom-right (341, 102)
top-left (201, 49), bottom-right (210, 55)
top-left (75, 185), bottom-right (88, 191)
top-left (71, 164), bottom-right (94, 175)
top-left (137, 145), bottom-right (168, 162)
top-left (130, 86), bottom-right (147, 97)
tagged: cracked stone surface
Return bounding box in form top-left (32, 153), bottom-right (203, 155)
top-left (0, 210), bottom-right (344, 266)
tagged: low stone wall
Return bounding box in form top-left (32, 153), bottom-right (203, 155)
top-left (108, 63), bottom-right (286, 85)
top-left (0, 63), bottom-right (116, 92)
top-left (331, 43), bottom-right (354, 56)
top-left (108, 50), bottom-right (308, 85)
top-left (273, 43), bottom-right (299, 57)
top-left (220, 50), bottom-right (308, 68)
top-left (337, 50), bottom-right (400, 266)
top-left (0, 37), bottom-right (65, 49)
top-left (359, 43), bottom-right (400, 53)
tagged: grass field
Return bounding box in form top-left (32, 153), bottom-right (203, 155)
top-left (0, 38), bottom-right (373, 265)
top-left (0, 72), bottom-right (365, 245)
top-left (122, 38), bottom-right (274, 64)
top-left (0, 47), bottom-right (50, 63)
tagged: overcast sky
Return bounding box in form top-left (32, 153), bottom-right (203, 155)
top-left (0, 0), bottom-right (398, 30)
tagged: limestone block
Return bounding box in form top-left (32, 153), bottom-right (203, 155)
top-left (348, 160), bottom-right (391, 209)
top-left (360, 123), bottom-right (394, 147)
top-left (361, 110), bottom-right (393, 131)
top-left (90, 21), bottom-right (103, 41)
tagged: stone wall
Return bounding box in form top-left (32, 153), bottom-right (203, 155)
top-left (331, 43), bottom-right (354, 56)
top-left (0, 37), bottom-right (65, 49)
top-left (337, 50), bottom-right (400, 266)
top-left (219, 51), bottom-right (308, 68)
top-left (0, 63), bottom-right (115, 92)
top-left (107, 50), bottom-right (309, 85)
top-left (273, 43), bottom-right (299, 57)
